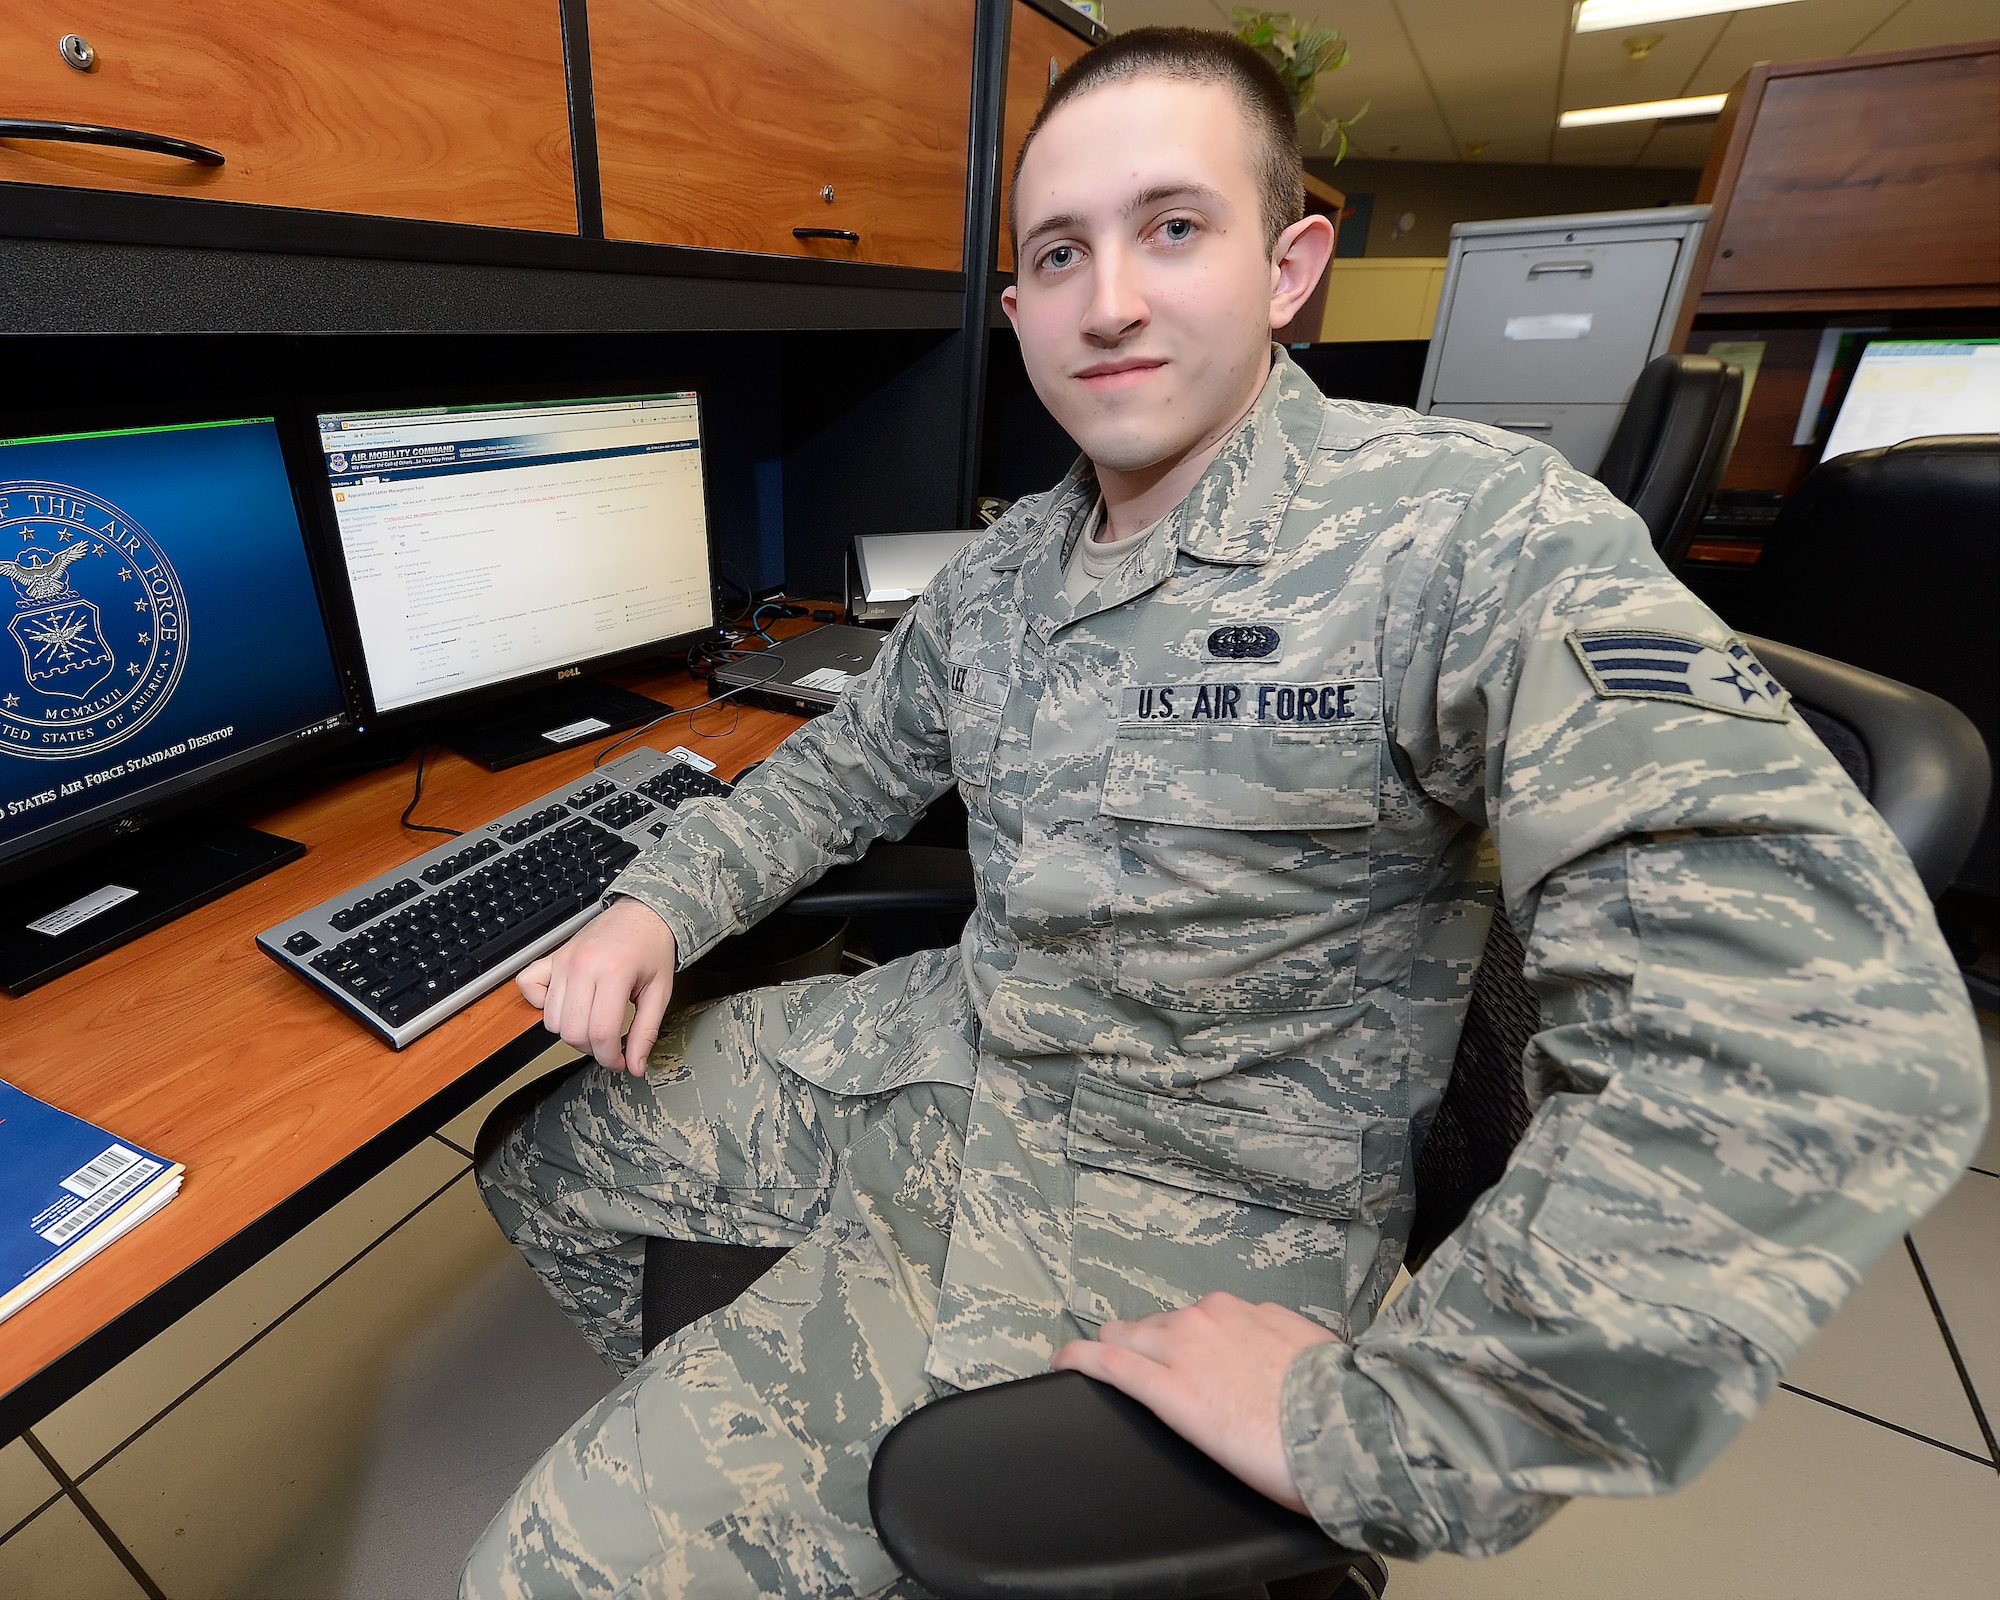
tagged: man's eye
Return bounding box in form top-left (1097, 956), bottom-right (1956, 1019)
top-left (1043, 245), bottom-right (1076, 270)
top-left (1161, 218), bottom-right (1194, 242)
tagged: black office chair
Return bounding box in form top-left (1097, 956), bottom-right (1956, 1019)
top-left (503, 639), bottom-right (1984, 1600)
top-left (1593, 352), bottom-right (1744, 568)
top-left (1746, 436), bottom-right (2000, 898)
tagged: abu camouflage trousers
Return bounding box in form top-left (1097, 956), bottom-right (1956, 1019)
top-left (462, 978), bottom-right (971, 1600)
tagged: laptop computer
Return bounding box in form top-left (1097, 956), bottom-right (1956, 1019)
top-left (711, 624), bottom-right (889, 717)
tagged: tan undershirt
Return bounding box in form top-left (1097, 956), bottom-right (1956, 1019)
top-left (1062, 497), bottom-right (1162, 605)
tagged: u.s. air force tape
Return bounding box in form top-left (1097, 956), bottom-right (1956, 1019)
top-left (1119, 678), bottom-right (1384, 725)
top-left (1568, 628), bottom-right (1790, 721)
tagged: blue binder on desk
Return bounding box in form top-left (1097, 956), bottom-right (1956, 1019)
top-left (0, 1079), bottom-right (183, 1325)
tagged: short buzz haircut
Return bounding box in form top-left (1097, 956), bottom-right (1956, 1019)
top-left (1010, 26), bottom-right (1306, 258)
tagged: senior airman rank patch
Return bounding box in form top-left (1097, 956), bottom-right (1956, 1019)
top-left (1569, 628), bottom-right (1790, 721)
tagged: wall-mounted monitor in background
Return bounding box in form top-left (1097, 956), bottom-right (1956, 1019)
top-left (310, 390), bottom-right (720, 769)
top-left (0, 413), bottom-right (356, 993)
top-left (1821, 339), bottom-right (2000, 462)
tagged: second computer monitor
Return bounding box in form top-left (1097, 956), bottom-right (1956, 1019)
top-left (314, 391), bottom-right (718, 719)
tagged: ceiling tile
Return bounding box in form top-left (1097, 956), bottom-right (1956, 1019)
top-left (1398, 0), bottom-right (1577, 162)
top-left (1550, 118), bottom-right (1665, 164)
top-left (1561, 16), bottom-right (1733, 114)
top-left (1683, 0), bottom-right (1901, 93)
top-left (1852, 0), bottom-right (2000, 54)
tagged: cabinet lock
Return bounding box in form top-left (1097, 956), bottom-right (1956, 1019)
top-left (59, 33), bottom-right (96, 71)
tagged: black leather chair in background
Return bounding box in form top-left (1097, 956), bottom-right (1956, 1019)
top-left (1746, 436), bottom-right (2000, 899)
top-left (477, 638), bottom-right (1985, 1600)
top-left (1593, 351), bottom-right (1744, 567)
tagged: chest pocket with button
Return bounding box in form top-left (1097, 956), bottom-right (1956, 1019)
top-left (946, 649), bottom-right (1009, 786)
top-left (1098, 693), bottom-right (1381, 1013)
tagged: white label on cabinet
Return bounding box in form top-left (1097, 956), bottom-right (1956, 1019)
top-left (1505, 313), bottom-right (1594, 341)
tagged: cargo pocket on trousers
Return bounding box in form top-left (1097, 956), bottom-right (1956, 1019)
top-left (1064, 1075), bottom-right (1387, 1330)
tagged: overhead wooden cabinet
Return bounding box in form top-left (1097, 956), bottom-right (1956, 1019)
top-left (1676, 40), bottom-right (2000, 328)
top-left (996, 0), bottom-right (1096, 271)
top-left (0, 1), bottom-right (577, 230)
top-left (592, 0), bottom-right (976, 270)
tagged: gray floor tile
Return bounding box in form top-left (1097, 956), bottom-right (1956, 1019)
top-left (436, 1042), bottom-right (580, 1154)
top-left (1395, 1387), bottom-right (2000, 1600)
top-left (79, 1169), bottom-right (613, 1600)
top-left (0, 1495), bottom-right (149, 1599)
top-left (38, 1136), bottom-right (468, 1479)
top-left (1783, 1232), bottom-right (1988, 1455)
top-left (1912, 1167), bottom-right (2000, 1435)
top-left (0, 1438), bottom-right (60, 1540)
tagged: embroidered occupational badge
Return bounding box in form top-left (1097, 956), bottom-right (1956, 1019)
top-left (1568, 628), bottom-right (1789, 721)
top-left (1206, 624), bottom-right (1280, 659)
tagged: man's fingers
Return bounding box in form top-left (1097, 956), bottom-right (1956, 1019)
top-left (626, 973), bottom-right (672, 1078)
top-left (1052, 1336), bottom-right (1177, 1409)
top-left (585, 971), bottom-right (630, 1071)
top-left (516, 955), bottom-right (554, 1006)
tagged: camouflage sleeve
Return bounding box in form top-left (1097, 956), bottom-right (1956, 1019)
top-left (1281, 445), bottom-right (1989, 1560)
top-left (608, 581), bottom-right (958, 967)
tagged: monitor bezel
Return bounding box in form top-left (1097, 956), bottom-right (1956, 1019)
top-left (296, 380), bottom-right (726, 732)
top-left (0, 400), bottom-right (366, 888)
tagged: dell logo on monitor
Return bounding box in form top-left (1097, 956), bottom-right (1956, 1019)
top-left (555, 667), bottom-right (581, 680)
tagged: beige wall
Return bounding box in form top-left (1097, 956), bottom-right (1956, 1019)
top-left (1309, 159), bottom-right (1703, 258)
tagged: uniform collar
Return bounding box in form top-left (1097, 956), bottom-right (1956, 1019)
top-left (989, 346), bottom-right (1327, 580)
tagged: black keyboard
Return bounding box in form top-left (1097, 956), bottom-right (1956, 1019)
top-left (258, 747), bottom-right (732, 1047)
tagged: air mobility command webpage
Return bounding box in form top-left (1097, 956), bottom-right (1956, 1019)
top-left (317, 393), bottom-right (716, 713)
top-left (0, 419), bottom-right (346, 853)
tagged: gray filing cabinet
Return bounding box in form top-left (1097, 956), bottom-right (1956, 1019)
top-left (1416, 205), bottom-right (1709, 475)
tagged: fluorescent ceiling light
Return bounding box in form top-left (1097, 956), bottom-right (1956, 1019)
top-left (1575, 0), bottom-right (1799, 32)
top-left (1559, 92), bottom-right (1728, 127)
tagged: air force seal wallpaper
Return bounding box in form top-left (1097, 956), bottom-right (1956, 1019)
top-left (2, 482), bottom-right (188, 759)
top-left (0, 418), bottom-right (347, 853)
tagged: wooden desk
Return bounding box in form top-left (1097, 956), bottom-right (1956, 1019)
top-left (0, 660), bottom-right (804, 1441)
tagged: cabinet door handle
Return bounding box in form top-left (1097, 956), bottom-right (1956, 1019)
top-left (793, 227), bottom-right (859, 243)
top-left (0, 117), bottom-right (224, 166)
top-left (1494, 419), bottom-right (1555, 431)
top-left (1526, 260), bottom-right (1592, 278)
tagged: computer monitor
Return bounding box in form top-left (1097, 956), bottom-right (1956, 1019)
top-left (310, 390), bottom-right (720, 766)
top-left (0, 411), bottom-right (356, 989)
top-left (1821, 338), bottom-right (2000, 461)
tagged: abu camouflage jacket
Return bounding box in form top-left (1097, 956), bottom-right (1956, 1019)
top-left (613, 352), bottom-right (1986, 1559)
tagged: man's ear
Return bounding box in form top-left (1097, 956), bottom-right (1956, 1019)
top-left (1267, 213), bottom-right (1336, 332)
top-left (1000, 282), bottom-right (1020, 331)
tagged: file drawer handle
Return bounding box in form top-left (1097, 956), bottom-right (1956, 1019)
top-left (1527, 260), bottom-right (1592, 278)
top-left (793, 227), bottom-right (860, 243)
top-left (0, 117), bottom-right (223, 166)
top-left (1494, 419), bottom-right (1555, 431)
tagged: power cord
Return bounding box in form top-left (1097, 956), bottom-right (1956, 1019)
top-left (399, 744), bottom-right (463, 837)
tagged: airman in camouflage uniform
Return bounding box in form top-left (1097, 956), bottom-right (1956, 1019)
top-left (464, 348), bottom-right (1987, 1598)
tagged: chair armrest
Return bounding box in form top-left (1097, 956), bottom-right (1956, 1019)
top-left (782, 844), bottom-right (977, 917)
top-left (869, 1370), bottom-right (1369, 1600)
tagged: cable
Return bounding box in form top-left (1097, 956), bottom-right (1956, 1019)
top-left (399, 744), bottom-right (463, 836)
top-left (590, 649), bottom-right (789, 768)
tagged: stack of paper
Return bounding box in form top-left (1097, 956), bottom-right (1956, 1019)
top-left (1, 1079), bottom-right (184, 1325)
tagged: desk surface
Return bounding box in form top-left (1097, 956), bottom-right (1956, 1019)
top-left (0, 658), bottom-right (803, 1440)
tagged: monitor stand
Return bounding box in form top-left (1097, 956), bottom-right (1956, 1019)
top-left (0, 819), bottom-right (305, 996)
top-left (445, 679), bottom-right (671, 772)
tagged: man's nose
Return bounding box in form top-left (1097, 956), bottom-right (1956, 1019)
top-left (1080, 246), bottom-right (1148, 343)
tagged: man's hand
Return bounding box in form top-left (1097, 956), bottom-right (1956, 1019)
top-left (1051, 1291), bottom-right (1338, 1514)
top-left (516, 897), bottom-right (677, 1077)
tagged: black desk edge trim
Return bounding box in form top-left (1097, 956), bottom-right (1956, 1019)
top-left (0, 182), bottom-right (964, 294)
top-left (0, 1021), bottom-right (558, 1445)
